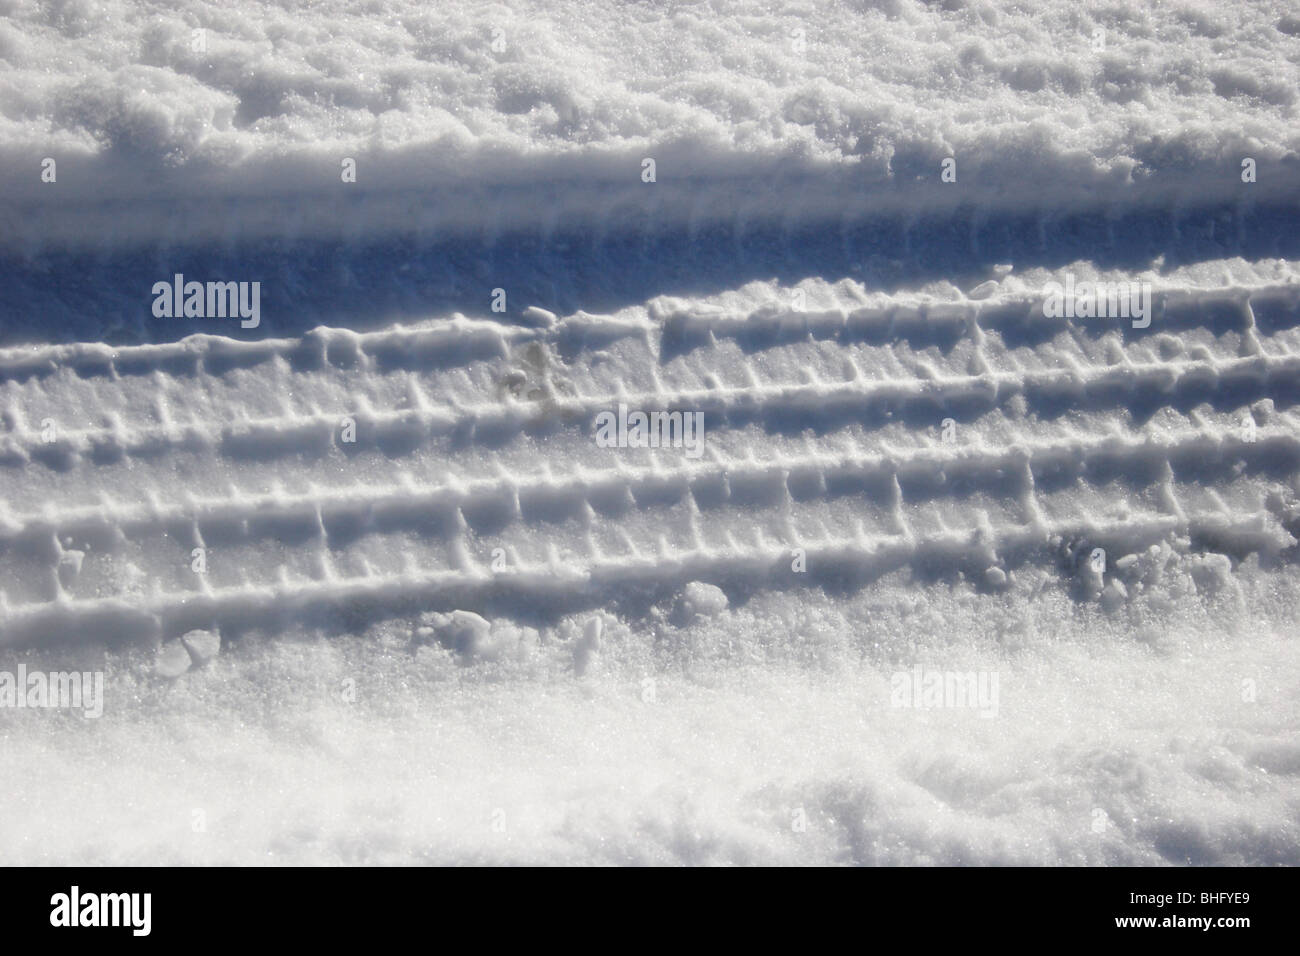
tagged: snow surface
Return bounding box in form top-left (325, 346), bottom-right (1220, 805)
top-left (4, 0), bottom-right (1300, 249)
top-left (0, 0), bottom-right (1298, 865)
top-left (5, 0), bottom-right (1299, 169)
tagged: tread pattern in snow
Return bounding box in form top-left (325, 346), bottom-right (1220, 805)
top-left (1, 279), bottom-right (1298, 646)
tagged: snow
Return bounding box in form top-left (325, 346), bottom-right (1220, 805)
top-left (5, 0), bottom-right (1298, 166)
top-left (3, 584), bottom-right (1298, 864)
top-left (0, 0), bottom-right (1298, 865)
top-left (3, 0), bottom-right (1299, 251)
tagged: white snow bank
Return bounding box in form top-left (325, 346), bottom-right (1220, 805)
top-left (1, 0), bottom-right (1297, 246)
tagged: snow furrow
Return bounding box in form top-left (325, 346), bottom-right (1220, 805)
top-left (2, 420), bottom-right (1296, 550)
top-left (5, 348), bottom-right (1298, 468)
top-left (1, 503), bottom-right (1290, 649)
top-left (2, 281), bottom-right (1297, 383)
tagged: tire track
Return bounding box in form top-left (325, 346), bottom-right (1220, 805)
top-left (1, 503), bottom-right (1290, 648)
top-left (3, 270), bottom-right (1299, 645)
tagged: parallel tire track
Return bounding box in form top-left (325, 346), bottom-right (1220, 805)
top-left (2, 277), bottom-right (1299, 646)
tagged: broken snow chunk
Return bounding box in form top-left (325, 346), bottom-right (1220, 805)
top-left (417, 611), bottom-right (538, 664)
top-left (574, 616), bottom-right (603, 676)
top-left (678, 582), bottom-right (728, 624)
top-left (156, 640), bottom-right (192, 678)
top-left (421, 610), bottom-right (492, 657)
top-left (984, 566), bottom-right (1007, 588)
top-left (684, 581), bottom-right (728, 615)
top-left (487, 623), bottom-right (539, 659)
top-left (1249, 398), bottom-right (1275, 425)
top-left (1099, 579), bottom-right (1129, 613)
top-left (1189, 553), bottom-right (1233, 594)
top-left (180, 628), bottom-right (221, 664)
top-left (522, 306), bottom-right (557, 327)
